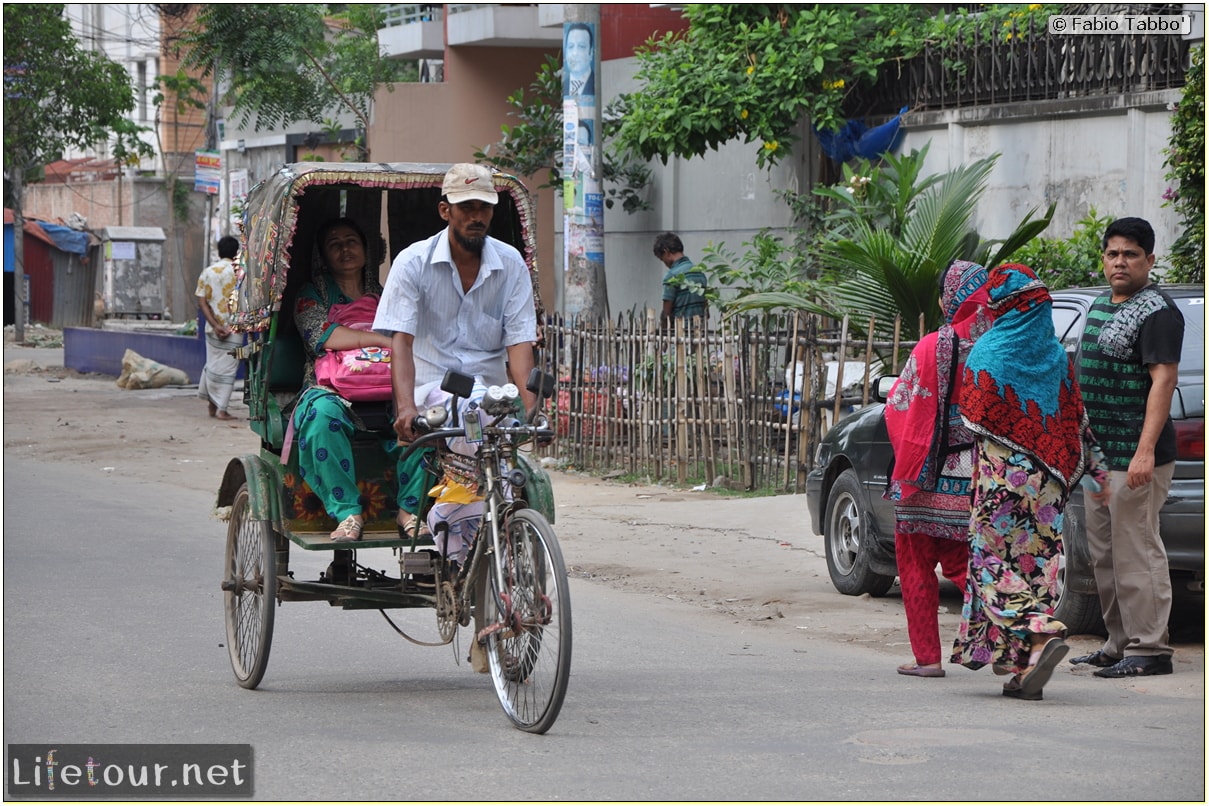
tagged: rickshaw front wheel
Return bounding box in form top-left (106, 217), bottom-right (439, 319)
top-left (222, 483), bottom-right (277, 689)
top-left (478, 509), bottom-right (571, 734)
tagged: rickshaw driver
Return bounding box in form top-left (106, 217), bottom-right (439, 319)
top-left (373, 162), bottom-right (538, 445)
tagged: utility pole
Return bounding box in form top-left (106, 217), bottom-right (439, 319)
top-left (561, 4), bottom-right (608, 321)
top-left (11, 162), bottom-right (27, 343)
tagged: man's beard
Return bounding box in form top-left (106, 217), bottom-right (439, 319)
top-left (453, 228), bottom-right (486, 255)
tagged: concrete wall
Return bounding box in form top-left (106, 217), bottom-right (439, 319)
top-left (895, 89), bottom-right (1183, 266)
top-left (22, 178), bottom-right (208, 322)
top-left (556, 56), bottom-right (816, 320)
top-left (64, 326), bottom-right (207, 382)
top-left (561, 67), bottom-right (1185, 318)
top-left (369, 45), bottom-right (561, 310)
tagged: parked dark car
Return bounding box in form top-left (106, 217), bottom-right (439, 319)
top-left (805, 285), bottom-right (1205, 635)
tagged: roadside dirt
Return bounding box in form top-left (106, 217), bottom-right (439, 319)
top-left (4, 338), bottom-right (1203, 690)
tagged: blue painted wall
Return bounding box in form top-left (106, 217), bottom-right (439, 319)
top-left (63, 326), bottom-right (243, 383)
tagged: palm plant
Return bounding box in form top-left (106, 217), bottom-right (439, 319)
top-left (727, 146), bottom-right (1054, 357)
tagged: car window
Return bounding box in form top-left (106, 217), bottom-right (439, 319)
top-left (1175, 296), bottom-right (1204, 373)
top-left (1050, 305), bottom-right (1084, 353)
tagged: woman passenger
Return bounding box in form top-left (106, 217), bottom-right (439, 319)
top-left (292, 217), bottom-right (430, 542)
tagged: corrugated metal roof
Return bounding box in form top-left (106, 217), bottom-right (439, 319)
top-left (97, 226), bottom-right (166, 241)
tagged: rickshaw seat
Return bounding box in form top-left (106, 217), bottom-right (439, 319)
top-left (267, 327), bottom-right (308, 393)
top-left (265, 316), bottom-right (395, 434)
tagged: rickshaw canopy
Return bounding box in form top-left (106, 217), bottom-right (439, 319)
top-left (232, 162), bottom-right (542, 332)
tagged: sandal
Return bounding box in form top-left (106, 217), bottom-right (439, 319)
top-left (897, 663), bottom-right (945, 678)
top-left (1017, 636), bottom-right (1069, 698)
top-left (397, 511), bottom-right (432, 539)
top-left (330, 515), bottom-right (364, 543)
top-left (1002, 674), bottom-right (1042, 701)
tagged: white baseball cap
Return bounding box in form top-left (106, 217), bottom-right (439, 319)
top-left (442, 163), bottom-right (498, 205)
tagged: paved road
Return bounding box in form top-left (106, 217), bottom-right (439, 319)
top-left (3, 341), bottom-right (1204, 800)
top-left (3, 455), bottom-right (1205, 801)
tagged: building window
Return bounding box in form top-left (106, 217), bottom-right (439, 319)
top-left (136, 60), bottom-right (148, 122)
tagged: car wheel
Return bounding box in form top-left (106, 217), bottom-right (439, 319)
top-left (1052, 499), bottom-right (1108, 636)
top-left (824, 468), bottom-right (895, 597)
top-left (1053, 550), bottom-right (1107, 637)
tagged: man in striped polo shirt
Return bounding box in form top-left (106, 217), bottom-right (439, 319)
top-left (1071, 217), bottom-right (1184, 678)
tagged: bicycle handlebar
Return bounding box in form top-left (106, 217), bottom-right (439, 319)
top-left (398, 415), bottom-right (553, 461)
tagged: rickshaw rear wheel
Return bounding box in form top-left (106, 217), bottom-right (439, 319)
top-left (223, 483), bottom-right (277, 689)
top-left (479, 509), bottom-right (571, 734)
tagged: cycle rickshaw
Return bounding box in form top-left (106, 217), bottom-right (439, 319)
top-left (213, 163), bottom-right (571, 734)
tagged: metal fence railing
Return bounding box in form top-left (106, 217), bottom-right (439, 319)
top-left (853, 15), bottom-right (1191, 117)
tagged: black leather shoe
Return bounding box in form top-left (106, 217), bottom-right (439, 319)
top-left (1070, 650), bottom-right (1121, 668)
top-left (1093, 655), bottom-right (1174, 678)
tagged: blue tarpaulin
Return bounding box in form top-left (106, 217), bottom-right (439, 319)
top-left (4, 217), bottom-right (90, 272)
top-left (38, 222), bottom-right (90, 255)
top-left (816, 106), bottom-right (909, 163)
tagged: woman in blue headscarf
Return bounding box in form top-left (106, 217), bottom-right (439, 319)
top-left (885, 260), bottom-right (992, 679)
top-left (951, 263), bottom-right (1109, 701)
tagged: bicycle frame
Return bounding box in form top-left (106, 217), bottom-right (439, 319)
top-left (408, 401), bottom-right (554, 635)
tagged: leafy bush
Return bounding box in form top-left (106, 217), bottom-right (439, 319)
top-left (1011, 208), bottom-right (1113, 290)
top-left (1163, 45), bottom-right (1204, 283)
top-left (696, 230), bottom-right (818, 313)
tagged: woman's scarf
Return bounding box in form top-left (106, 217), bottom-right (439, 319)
top-left (885, 260), bottom-right (991, 499)
top-left (960, 263), bottom-right (1089, 491)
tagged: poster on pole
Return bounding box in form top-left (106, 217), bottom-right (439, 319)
top-left (229, 168), bottom-right (250, 229)
top-left (562, 99), bottom-right (578, 213)
top-left (562, 19), bottom-right (604, 314)
top-left (194, 150), bottom-right (222, 194)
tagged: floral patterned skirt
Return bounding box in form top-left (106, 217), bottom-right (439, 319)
top-left (950, 438), bottom-right (1069, 674)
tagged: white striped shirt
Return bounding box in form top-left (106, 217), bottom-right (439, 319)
top-left (373, 228), bottom-right (537, 393)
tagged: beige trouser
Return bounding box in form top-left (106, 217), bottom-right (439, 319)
top-left (1084, 462), bottom-right (1175, 657)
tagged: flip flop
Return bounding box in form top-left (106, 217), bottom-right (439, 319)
top-left (897, 663), bottom-right (945, 678)
top-left (1002, 674), bottom-right (1042, 701)
top-left (1019, 636), bottom-right (1069, 698)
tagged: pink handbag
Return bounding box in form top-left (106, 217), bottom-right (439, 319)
top-left (313, 295), bottom-right (394, 402)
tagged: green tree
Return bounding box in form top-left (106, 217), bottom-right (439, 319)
top-left (614, 4), bottom-right (934, 168)
top-left (3, 3), bottom-right (153, 341)
top-left (723, 147), bottom-right (1053, 357)
top-left (177, 4), bottom-right (414, 160)
top-left (611, 3), bottom-right (1059, 169)
top-left (474, 55), bottom-right (651, 213)
top-left (1162, 45), bottom-right (1204, 283)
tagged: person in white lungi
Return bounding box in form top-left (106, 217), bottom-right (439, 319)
top-left (196, 236), bottom-right (242, 419)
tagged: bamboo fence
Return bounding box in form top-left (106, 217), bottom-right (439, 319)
top-left (538, 311), bottom-right (921, 493)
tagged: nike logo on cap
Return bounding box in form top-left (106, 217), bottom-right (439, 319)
top-left (465, 178), bottom-right (478, 184)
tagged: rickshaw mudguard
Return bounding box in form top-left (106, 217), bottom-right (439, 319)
top-left (216, 454), bottom-right (284, 525)
top-left (517, 452), bottom-right (555, 525)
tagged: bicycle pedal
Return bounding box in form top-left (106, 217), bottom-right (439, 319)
top-left (400, 551), bottom-right (437, 575)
